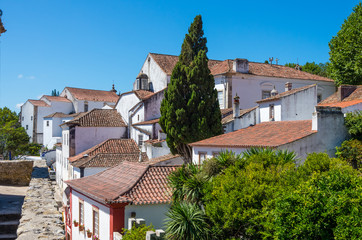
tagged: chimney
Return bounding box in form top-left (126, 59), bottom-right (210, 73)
top-left (271, 86), bottom-right (278, 96)
top-left (138, 151), bottom-right (142, 162)
top-left (233, 59), bottom-right (249, 73)
top-left (285, 82), bottom-right (292, 91)
top-left (233, 94), bottom-right (240, 118)
top-left (338, 85), bottom-right (356, 102)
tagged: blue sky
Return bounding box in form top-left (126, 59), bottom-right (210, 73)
top-left (0, 0), bottom-right (360, 112)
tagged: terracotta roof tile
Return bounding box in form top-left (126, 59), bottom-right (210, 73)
top-left (221, 107), bottom-right (258, 124)
top-left (149, 53), bottom-right (334, 82)
top-left (134, 90), bottom-right (154, 100)
top-left (44, 112), bottom-right (78, 118)
top-left (28, 100), bottom-right (50, 107)
top-left (65, 87), bottom-right (119, 102)
top-left (147, 154), bottom-right (183, 165)
top-left (318, 85), bottom-right (362, 108)
top-left (144, 139), bottom-right (166, 145)
top-left (42, 95), bottom-right (71, 103)
top-left (190, 120), bottom-right (316, 148)
top-left (72, 152), bottom-right (149, 168)
top-left (133, 118), bottom-right (159, 126)
top-left (65, 109), bottom-right (126, 127)
top-left (66, 161), bottom-right (178, 205)
top-left (69, 139), bottom-right (139, 163)
top-left (256, 84), bottom-right (316, 103)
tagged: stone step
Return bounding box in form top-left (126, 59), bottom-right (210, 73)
top-left (0, 220), bottom-right (19, 234)
top-left (0, 233), bottom-right (17, 240)
top-left (0, 212), bottom-right (21, 222)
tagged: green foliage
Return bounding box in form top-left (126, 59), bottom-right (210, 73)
top-left (0, 107), bottom-right (30, 159)
top-left (122, 224), bottom-right (155, 240)
top-left (336, 139), bottom-right (362, 169)
top-left (284, 62), bottom-right (329, 77)
top-left (203, 148), bottom-right (299, 239)
top-left (165, 202), bottom-right (210, 240)
top-left (272, 159), bottom-right (362, 239)
top-left (328, 2), bottom-right (362, 86)
top-left (22, 142), bottom-right (42, 156)
top-left (344, 110), bottom-right (362, 140)
top-left (202, 150), bottom-right (242, 177)
top-left (160, 15), bottom-right (222, 162)
top-left (51, 89), bottom-right (60, 96)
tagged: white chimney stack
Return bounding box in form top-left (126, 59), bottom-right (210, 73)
top-left (233, 94), bottom-right (240, 118)
top-left (233, 59), bottom-right (249, 73)
top-left (285, 82), bottom-right (292, 91)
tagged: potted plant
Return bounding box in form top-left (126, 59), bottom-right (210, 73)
top-left (86, 229), bottom-right (92, 238)
top-left (93, 234), bottom-right (99, 240)
top-left (73, 220), bottom-right (79, 227)
top-left (79, 224), bottom-right (84, 231)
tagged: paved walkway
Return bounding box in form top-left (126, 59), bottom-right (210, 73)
top-left (16, 160), bottom-right (64, 240)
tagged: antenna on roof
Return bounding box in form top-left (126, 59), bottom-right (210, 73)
top-left (269, 57), bottom-right (274, 65)
top-left (275, 58), bottom-right (279, 65)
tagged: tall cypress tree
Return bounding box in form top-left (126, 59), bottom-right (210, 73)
top-left (160, 15), bottom-right (222, 163)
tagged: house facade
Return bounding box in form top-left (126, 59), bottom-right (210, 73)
top-left (65, 161), bottom-right (177, 240)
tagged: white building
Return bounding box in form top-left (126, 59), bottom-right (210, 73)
top-left (56, 109), bottom-right (127, 190)
top-left (257, 84), bottom-right (318, 122)
top-left (20, 96), bottom-right (74, 143)
top-left (133, 53), bottom-right (335, 110)
top-left (69, 138), bottom-right (146, 179)
top-left (65, 161), bottom-right (177, 240)
top-left (190, 106), bottom-right (349, 164)
top-left (43, 112), bottom-right (79, 149)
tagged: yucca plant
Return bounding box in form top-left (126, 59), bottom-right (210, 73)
top-left (166, 202), bottom-right (210, 240)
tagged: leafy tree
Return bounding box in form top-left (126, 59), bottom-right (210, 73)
top-left (0, 107), bottom-right (30, 159)
top-left (284, 62), bottom-right (298, 69)
top-left (203, 148), bottom-right (299, 239)
top-left (272, 159), bottom-right (362, 239)
top-left (165, 202), bottom-right (210, 240)
top-left (284, 62), bottom-right (329, 77)
top-left (336, 139), bottom-right (362, 170)
top-left (51, 89), bottom-right (59, 96)
top-left (160, 15), bottom-right (222, 162)
top-left (328, 2), bottom-right (362, 86)
top-left (122, 224), bottom-right (155, 240)
top-left (344, 110), bottom-right (362, 140)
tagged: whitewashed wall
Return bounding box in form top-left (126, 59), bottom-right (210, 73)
top-left (259, 100), bottom-right (282, 122)
top-left (342, 103), bottom-right (362, 113)
top-left (115, 93), bottom-right (141, 125)
top-left (72, 190), bottom-right (110, 240)
top-left (124, 204), bottom-right (170, 229)
top-left (145, 141), bottom-right (171, 159)
top-left (135, 54), bottom-right (168, 92)
top-left (74, 127), bottom-right (126, 155)
top-left (21, 101), bottom-right (34, 142)
top-left (230, 75), bottom-right (335, 109)
top-left (192, 146), bottom-right (247, 165)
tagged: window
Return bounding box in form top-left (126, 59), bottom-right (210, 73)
top-left (198, 152), bottom-right (207, 165)
top-left (31, 116), bottom-right (33, 121)
top-left (93, 208), bottom-right (99, 236)
top-left (269, 104), bottom-right (274, 121)
top-left (262, 90), bottom-right (271, 99)
top-left (137, 115), bottom-right (139, 121)
top-left (26, 125), bottom-right (28, 130)
top-left (317, 94), bottom-right (322, 103)
top-left (217, 91), bottom-right (224, 109)
top-left (138, 135), bottom-right (143, 147)
top-left (46, 121), bottom-right (49, 127)
top-left (79, 200), bottom-right (84, 226)
top-left (84, 101), bottom-right (89, 112)
top-left (22, 116), bottom-right (24, 121)
top-left (212, 152), bottom-right (220, 157)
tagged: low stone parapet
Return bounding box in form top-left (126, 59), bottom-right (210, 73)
top-left (0, 160), bottom-right (33, 186)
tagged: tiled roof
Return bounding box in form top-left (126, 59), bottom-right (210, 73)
top-left (134, 90), bottom-right (155, 100)
top-left (149, 53), bottom-right (334, 82)
top-left (256, 84), bottom-right (316, 103)
top-left (66, 161), bottom-right (177, 205)
top-left (65, 87), bottom-right (119, 102)
top-left (190, 120), bottom-right (316, 148)
top-left (221, 107), bottom-right (258, 124)
top-left (42, 95), bottom-right (71, 103)
top-left (28, 100), bottom-right (50, 107)
top-left (69, 139), bottom-right (139, 163)
top-left (144, 139), bottom-right (166, 145)
top-left (220, 108), bottom-right (233, 116)
top-left (65, 109), bottom-right (126, 127)
top-left (133, 118), bottom-right (159, 126)
top-left (147, 154), bottom-right (183, 165)
top-left (318, 85), bottom-right (362, 108)
top-left (72, 152), bottom-right (149, 168)
top-left (44, 112), bottom-right (78, 118)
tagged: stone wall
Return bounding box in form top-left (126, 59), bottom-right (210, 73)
top-left (0, 160), bottom-right (33, 186)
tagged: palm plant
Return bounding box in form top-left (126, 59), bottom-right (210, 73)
top-left (165, 202), bottom-right (210, 240)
